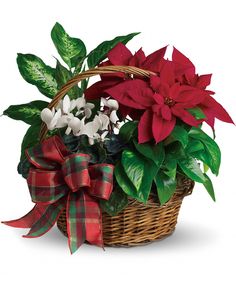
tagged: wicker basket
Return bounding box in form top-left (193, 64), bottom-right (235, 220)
top-left (40, 65), bottom-right (194, 247)
top-left (57, 177), bottom-right (193, 246)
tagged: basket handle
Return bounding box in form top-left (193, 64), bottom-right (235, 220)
top-left (39, 65), bottom-right (155, 140)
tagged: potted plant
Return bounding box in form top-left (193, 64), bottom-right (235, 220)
top-left (2, 23), bottom-right (234, 254)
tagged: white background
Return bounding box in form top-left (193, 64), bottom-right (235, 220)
top-left (0, 0), bottom-right (235, 282)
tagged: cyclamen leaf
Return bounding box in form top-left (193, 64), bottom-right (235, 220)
top-left (17, 54), bottom-right (58, 99)
top-left (178, 156), bottom-right (206, 183)
top-left (51, 22), bottom-right (86, 69)
top-left (189, 127), bottom-right (221, 175)
top-left (133, 140), bottom-right (165, 168)
top-left (87, 32), bottom-right (140, 68)
top-left (100, 186), bottom-right (128, 216)
top-left (21, 123), bottom-right (41, 161)
top-left (154, 171), bottom-right (177, 205)
top-left (3, 100), bottom-right (48, 125)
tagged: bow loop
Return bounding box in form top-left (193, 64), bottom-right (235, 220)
top-left (3, 136), bottom-right (114, 254)
top-left (89, 164), bottom-right (114, 200)
top-left (61, 154), bottom-right (91, 192)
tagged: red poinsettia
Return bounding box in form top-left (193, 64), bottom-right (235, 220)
top-left (106, 61), bottom-right (210, 143)
top-left (85, 43), bottom-right (167, 118)
top-left (86, 44), bottom-right (233, 143)
top-left (169, 48), bottom-right (234, 128)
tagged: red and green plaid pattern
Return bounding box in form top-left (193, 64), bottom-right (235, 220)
top-left (3, 136), bottom-right (114, 254)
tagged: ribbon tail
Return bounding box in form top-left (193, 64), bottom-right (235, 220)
top-left (2, 204), bottom-right (47, 228)
top-left (66, 191), bottom-right (86, 254)
top-left (23, 197), bottom-right (66, 238)
top-left (83, 193), bottom-right (104, 249)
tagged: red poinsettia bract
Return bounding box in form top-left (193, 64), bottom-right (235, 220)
top-left (106, 62), bottom-right (208, 143)
top-left (85, 43), bottom-right (234, 143)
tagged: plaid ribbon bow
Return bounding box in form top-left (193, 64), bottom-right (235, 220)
top-left (3, 136), bottom-right (114, 254)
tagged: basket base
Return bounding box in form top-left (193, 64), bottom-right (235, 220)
top-left (57, 177), bottom-right (193, 247)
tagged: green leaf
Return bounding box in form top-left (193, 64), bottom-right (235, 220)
top-left (100, 186), bottom-right (128, 216)
top-left (115, 162), bottom-right (138, 200)
top-left (187, 107), bottom-right (206, 119)
top-left (3, 100), bottom-right (48, 125)
top-left (115, 161), bottom-right (153, 203)
top-left (203, 163), bottom-right (209, 173)
top-left (189, 127), bottom-right (221, 175)
top-left (119, 121), bottom-right (138, 143)
top-left (17, 54), bottom-right (58, 99)
top-left (178, 156), bottom-right (206, 183)
top-left (166, 142), bottom-right (186, 160)
top-left (154, 171), bottom-right (177, 205)
top-left (163, 158), bottom-right (177, 179)
top-left (203, 173), bottom-right (216, 201)
top-left (164, 125), bottom-right (189, 148)
top-left (21, 123), bottom-right (41, 161)
top-left (186, 139), bottom-right (205, 153)
top-left (87, 32), bottom-right (140, 68)
top-left (133, 140), bottom-right (165, 168)
top-left (121, 149), bottom-right (158, 202)
top-left (51, 22), bottom-right (86, 69)
top-left (55, 60), bottom-right (80, 98)
top-left (122, 149), bottom-right (144, 191)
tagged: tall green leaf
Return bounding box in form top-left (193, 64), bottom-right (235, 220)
top-left (189, 127), bottom-right (221, 175)
top-left (51, 22), bottom-right (86, 70)
top-left (3, 100), bottom-right (48, 125)
top-left (133, 140), bottom-right (165, 168)
top-left (17, 54), bottom-right (58, 98)
top-left (154, 171), bottom-right (177, 205)
top-left (87, 32), bottom-right (140, 68)
top-left (55, 60), bottom-right (81, 98)
top-left (21, 123), bottom-right (41, 160)
top-left (178, 156), bottom-right (206, 183)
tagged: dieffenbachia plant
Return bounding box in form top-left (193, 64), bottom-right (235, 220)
top-left (3, 22), bottom-right (139, 162)
top-left (3, 23), bottom-right (234, 217)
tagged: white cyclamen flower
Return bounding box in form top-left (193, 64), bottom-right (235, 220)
top-left (88, 131), bottom-right (109, 145)
top-left (75, 96), bottom-right (95, 118)
top-left (56, 95), bottom-right (76, 114)
top-left (94, 113), bottom-right (110, 130)
top-left (41, 108), bottom-right (62, 130)
top-left (110, 110), bottom-right (119, 124)
top-left (56, 113), bottom-right (74, 129)
top-left (78, 117), bottom-right (101, 138)
top-left (101, 97), bottom-right (119, 110)
top-left (65, 116), bottom-right (81, 135)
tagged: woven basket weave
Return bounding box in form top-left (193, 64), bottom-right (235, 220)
top-left (39, 65), bottom-right (194, 247)
top-left (57, 177), bottom-right (193, 246)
